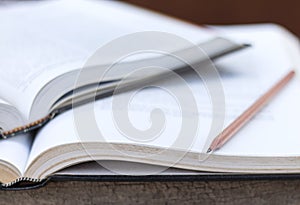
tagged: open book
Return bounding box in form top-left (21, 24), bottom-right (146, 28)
top-left (0, 0), bottom-right (299, 187)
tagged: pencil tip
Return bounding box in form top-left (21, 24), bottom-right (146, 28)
top-left (243, 43), bottom-right (251, 48)
top-left (206, 148), bottom-right (212, 153)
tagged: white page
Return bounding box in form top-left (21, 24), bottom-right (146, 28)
top-left (0, 134), bottom-right (32, 174)
top-left (209, 24), bottom-right (300, 157)
top-left (0, 0), bottom-right (215, 119)
top-left (26, 24), bottom-right (300, 171)
top-left (0, 97), bottom-right (31, 174)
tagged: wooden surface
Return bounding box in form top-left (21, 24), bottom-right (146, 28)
top-left (1, 180), bottom-right (300, 204)
top-left (124, 0), bottom-right (300, 37)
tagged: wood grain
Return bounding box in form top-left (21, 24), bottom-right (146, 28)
top-left (1, 180), bottom-right (300, 204)
top-left (124, 0), bottom-right (300, 37)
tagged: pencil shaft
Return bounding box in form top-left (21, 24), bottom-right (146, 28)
top-left (208, 70), bottom-right (295, 152)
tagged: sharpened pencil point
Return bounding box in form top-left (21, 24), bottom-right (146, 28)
top-left (243, 43), bottom-right (251, 48)
top-left (206, 148), bottom-right (212, 153)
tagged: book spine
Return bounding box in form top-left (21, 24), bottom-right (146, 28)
top-left (0, 111), bottom-right (58, 139)
top-left (1, 177), bottom-right (42, 187)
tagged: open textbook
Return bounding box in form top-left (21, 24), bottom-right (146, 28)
top-left (0, 0), bottom-right (244, 138)
top-left (0, 0), bottom-right (299, 187)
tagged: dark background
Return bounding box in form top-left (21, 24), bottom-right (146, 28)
top-left (124, 0), bottom-right (300, 36)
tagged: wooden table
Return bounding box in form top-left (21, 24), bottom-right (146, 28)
top-left (2, 179), bottom-right (300, 204)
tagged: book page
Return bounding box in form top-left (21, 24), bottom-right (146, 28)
top-left (0, 134), bottom-right (32, 175)
top-left (0, 98), bottom-right (31, 174)
top-left (0, 100), bottom-right (32, 176)
top-left (208, 24), bottom-right (300, 157)
top-left (0, 0), bottom-right (215, 120)
top-left (25, 24), bottom-right (300, 172)
top-left (24, 25), bottom-right (300, 172)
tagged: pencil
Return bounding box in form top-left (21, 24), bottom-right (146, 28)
top-left (206, 70), bottom-right (295, 153)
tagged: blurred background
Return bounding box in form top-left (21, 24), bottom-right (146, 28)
top-left (124, 0), bottom-right (300, 36)
top-left (1, 0), bottom-right (299, 36)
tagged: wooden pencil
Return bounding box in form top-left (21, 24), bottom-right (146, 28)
top-left (207, 70), bottom-right (295, 153)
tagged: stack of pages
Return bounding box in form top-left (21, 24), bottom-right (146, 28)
top-left (0, 0), bottom-right (300, 187)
